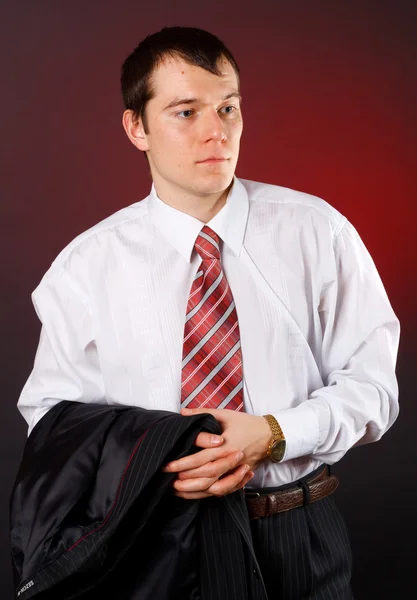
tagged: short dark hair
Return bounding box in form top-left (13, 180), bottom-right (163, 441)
top-left (121, 26), bottom-right (240, 133)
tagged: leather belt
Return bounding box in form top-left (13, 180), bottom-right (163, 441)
top-left (245, 466), bottom-right (339, 520)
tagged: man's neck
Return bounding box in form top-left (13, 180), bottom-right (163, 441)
top-left (153, 181), bottom-right (232, 224)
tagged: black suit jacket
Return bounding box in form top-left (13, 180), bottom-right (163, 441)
top-left (10, 401), bottom-right (268, 599)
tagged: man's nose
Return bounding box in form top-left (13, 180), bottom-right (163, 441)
top-left (200, 110), bottom-right (227, 143)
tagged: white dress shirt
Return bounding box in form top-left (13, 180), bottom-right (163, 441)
top-left (17, 177), bottom-right (400, 487)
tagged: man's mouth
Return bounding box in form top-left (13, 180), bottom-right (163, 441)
top-left (197, 157), bottom-right (228, 164)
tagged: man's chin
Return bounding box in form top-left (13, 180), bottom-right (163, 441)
top-left (193, 172), bottom-right (235, 197)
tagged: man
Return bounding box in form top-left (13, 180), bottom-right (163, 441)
top-left (17, 26), bottom-right (400, 599)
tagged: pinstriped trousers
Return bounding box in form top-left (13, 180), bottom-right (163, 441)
top-left (248, 476), bottom-right (354, 599)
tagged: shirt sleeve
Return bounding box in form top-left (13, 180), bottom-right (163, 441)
top-left (273, 219), bottom-right (400, 464)
top-left (17, 266), bottom-right (106, 436)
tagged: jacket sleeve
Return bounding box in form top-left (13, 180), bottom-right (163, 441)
top-left (272, 219), bottom-right (400, 463)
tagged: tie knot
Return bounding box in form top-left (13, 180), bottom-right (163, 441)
top-left (195, 225), bottom-right (221, 261)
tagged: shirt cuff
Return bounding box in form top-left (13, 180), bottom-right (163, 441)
top-left (272, 401), bottom-right (323, 461)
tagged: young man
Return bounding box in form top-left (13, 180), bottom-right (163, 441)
top-left (18, 27), bottom-right (400, 599)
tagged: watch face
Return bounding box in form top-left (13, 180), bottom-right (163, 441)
top-left (270, 439), bottom-right (286, 462)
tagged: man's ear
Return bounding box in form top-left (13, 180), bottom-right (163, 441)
top-left (122, 109), bottom-right (149, 152)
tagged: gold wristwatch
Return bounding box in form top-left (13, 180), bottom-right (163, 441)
top-left (263, 414), bottom-right (286, 462)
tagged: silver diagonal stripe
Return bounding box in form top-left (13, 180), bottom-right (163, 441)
top-left (182, 340), bottom-right (241, 406)
top-left (216, 380), bottom-right (243, 408)
top-left (194, 269), bottom-right (203, 280)
top-left (199, 230), bottom-right (220, 253)
top-left (182, 301), bottom-right (236, 367)
top-left (185, 271), bottom-right (223, 322)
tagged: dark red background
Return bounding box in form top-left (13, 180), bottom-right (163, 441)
top-left (1, 1), bottom-right (416, 598)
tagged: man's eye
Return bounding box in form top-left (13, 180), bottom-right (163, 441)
top-left (220, 105), bottom-right (237, 115)
top-left (177, 109), bottom-right (194, 118)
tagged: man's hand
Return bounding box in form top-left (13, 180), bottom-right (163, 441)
top-left (163, 408), bottom-right (272, 499)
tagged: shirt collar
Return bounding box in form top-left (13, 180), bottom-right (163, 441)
top-left (148, 176), bottom-right (249, 262)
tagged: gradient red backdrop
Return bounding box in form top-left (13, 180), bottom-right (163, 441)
top-left (2, 1), bottom-right (416, 598)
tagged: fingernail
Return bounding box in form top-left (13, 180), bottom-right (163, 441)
top-left (211, 436), bottom-right (223, 445)
top-left (236, 451), bottom-right (244, 461)
top-left (242, 464), bottom-right (250, 473)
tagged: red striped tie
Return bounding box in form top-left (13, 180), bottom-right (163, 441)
top-left (181, 225), bottom-right (244, 411)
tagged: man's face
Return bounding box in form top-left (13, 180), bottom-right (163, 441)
top-left (139, 55), bottom-right (243, 201)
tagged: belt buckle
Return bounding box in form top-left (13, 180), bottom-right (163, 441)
top-left (245, 491), bottom-right (261, 498)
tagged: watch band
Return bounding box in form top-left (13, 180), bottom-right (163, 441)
top-left (263, 414), bottom-right (284, 440)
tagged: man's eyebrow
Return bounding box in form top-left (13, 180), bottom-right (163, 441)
top-left (163, 97), bottom-right (198, 110)
top-left (223, 92), bottom-right (242, 102)
top-left (163, 92), bottom-right (242, 111)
